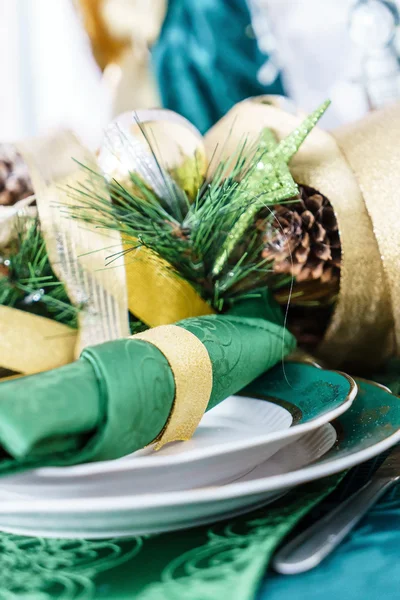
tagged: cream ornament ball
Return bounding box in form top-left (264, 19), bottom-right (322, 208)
top-left (98, 109), bottom-right (208, 201)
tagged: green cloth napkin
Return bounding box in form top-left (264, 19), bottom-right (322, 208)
top-left (0, 313), bottom-right (294, 473)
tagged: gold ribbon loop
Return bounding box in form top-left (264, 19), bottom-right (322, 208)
top-left (333, 104), bottom-right (400, 357)
top-left (17, 131), bottom-right (130, 358)
top-left (0, 306), bottom-right (77, 375)
top-left (134, 325), bottom-right (213, 449)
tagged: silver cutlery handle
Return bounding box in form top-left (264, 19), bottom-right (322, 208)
top-left (273, 477), bottom-right (394, 575)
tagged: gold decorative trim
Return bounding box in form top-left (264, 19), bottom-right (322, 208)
top-left (134, 324), bottom-right (213, 449)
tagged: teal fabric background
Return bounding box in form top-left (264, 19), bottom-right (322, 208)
top-left (258, 455), bottom-right (400, 600)
top-left (258, 372), bottom-right (400, 600)
top-left (152, 0), bottom-right (285, 133)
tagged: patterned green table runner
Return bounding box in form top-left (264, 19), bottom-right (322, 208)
top-left (0, 476), bottom-right (341, 600)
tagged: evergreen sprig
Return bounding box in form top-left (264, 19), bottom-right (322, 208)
top-left (0, 219), bottom-right (78, 327)
top-left (1, 218), bottom-right (146, 333)
top-left (70, 144), bottom-right (268, 310)
top-left (69, 102), bottom-right (329, 312)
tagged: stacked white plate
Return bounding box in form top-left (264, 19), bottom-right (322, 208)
top-left (0, 364), bottom-right (399, 539)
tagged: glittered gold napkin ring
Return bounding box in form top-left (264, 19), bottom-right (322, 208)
top-left (134, 325), bottom-right (213, 449)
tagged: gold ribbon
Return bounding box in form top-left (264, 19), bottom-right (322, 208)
top-left (333, 105), bottom-right (400, 358)
top-left (17, 132), bottom-right (130, 359)
top-left (0, 306), bottom-right (77, 375)
top-left (205, 98), bottom-right (398, 370)
top-left (0, 132), bottom-right (130, 376)
top-left (134, 324), bottom-right (213, 448)
top-left (125, 246), bottom-right (214, 327)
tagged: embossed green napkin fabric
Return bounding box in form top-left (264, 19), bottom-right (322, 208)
top-left (0, 313), bottom-right (294, 473)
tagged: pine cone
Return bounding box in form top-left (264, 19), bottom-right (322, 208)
top-left (0, 145), bottom-right (34, 206)
top-left (0, 260), bottom-right (8, 277)
top-left (260, 185), bottom-right (341, 285)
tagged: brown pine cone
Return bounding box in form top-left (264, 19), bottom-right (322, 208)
top-left (0, 145), bottom-right (34, 206)
top-left (260, 185), bottom-right (341, 285)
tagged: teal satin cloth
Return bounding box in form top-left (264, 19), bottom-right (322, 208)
top-left (259, 367), bottom-right (400, 600)
top-left (259, 464), bottom-right (400, 600)
top-left (152, 0), bottom-right (285, 133)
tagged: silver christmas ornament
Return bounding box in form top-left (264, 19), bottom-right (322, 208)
top-left (349, 0), bottom-right (400, 109)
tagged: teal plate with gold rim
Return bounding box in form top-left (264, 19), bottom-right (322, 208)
top-left (243, 362), bottom-right (357, 425)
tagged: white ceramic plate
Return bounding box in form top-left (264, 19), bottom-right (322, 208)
top-left (0, 364), bottom-right (356, 498)
top-left (0, 423), bottom-right (337, 538)
top-left (0, 397), bottom-right (293, 497)
top-left (0, 378), bottom-right (398, 539)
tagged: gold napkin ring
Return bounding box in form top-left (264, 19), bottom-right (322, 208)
top-left (134, 325), bottom-right (213, 449)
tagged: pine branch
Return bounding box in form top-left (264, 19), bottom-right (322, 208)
top-left (68, 102), bottom-right (329, 312)
top-left (0, 218), bottom-right (146, 334)
top-left (0, 219), bottom-right (78, 327)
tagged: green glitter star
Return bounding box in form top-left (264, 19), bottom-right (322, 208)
top-left (212, 100), bottom-right (330, 277)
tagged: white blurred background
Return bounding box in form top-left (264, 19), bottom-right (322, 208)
top-left (1, 0), bottom-right (400, 143)
top-left (0, 0), bottom-right (108, 145)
